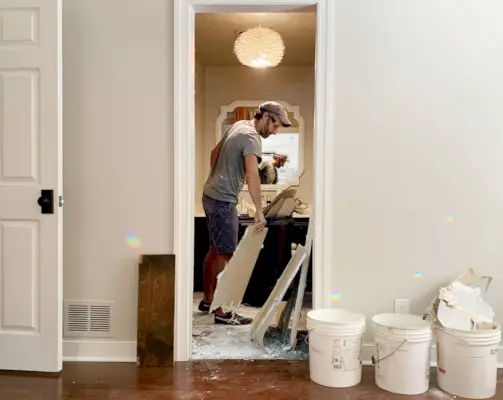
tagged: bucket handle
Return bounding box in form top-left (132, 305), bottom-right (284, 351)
top-left (305, 329), bottom-right (311, 345)
top-left (371, 339), bottom-right (406, 365)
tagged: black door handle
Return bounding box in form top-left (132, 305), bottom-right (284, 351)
top-left (38, 190), bottom-right (54, 214)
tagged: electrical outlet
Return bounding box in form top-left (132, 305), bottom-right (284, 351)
top-left (395, 299), bottom-right (410, 314)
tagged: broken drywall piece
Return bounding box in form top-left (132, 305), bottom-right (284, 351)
top-left (455, 268), bottom-right (493, 291)
top-left (437, 281), bottom-right (495, 331)
top-left (288, 209), bottom-right (314, 350)
top-left (275, 197), bottom-right (297, 218)
top-left (263, 187), bottom-right (297, 218)
top-left (250, 245), bottom-right (307, 349)
top-left (274, 301), bottom-right (307, 331)
top-left (428, 269), bottom-right (496, 331)
top-left (210, 226), bottom-right (268, 313)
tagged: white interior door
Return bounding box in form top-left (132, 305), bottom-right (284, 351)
top-left (0, 0), bottom-right (62, 372)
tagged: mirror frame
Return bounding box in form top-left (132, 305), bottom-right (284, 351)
top-left (214, 100), bottom-right (306, 190)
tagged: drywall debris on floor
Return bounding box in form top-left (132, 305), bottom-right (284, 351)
top-left (192, 324), bottom-right (308, 360)
top-left (193, 294), bottom-right (308, 360)
top-left (428, 268), bottom-right (495, 331)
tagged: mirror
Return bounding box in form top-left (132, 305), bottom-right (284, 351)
top-left (215, 101), bottom-right (305, 190)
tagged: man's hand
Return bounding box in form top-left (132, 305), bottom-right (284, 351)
top-left (245, 154), bottom-right (265, 226)
top-left (254, 210), bottom-right (267, 231)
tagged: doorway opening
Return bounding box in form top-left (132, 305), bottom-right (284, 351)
top-left (193, 9), bottom-right (316, 359)
top-left (174, 0), bottom-right (336, 362)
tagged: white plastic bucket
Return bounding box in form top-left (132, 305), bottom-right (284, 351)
top-left (306, 308), bottom-right (366, 388)
top-left (372, 313), bottom-right (433, 395)
top-left (436, 323), bottom-right (501, 399)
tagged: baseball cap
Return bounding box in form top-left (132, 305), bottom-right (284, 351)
top-left (259, 101), bottom-right (292, 127)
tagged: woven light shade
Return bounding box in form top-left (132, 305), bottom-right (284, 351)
top-left (234, 27), bottom-right (285, 69)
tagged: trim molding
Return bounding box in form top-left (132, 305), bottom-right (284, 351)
top-left (63, 340), bottom-right (136, 363)
top-left (312, 0), bottom-right (335, 310)
top-left (62, 340), bottom-right (503, 367)
top-left (173, 0), bottom-right (196, 365)
top-left (173, 0), bottom-right (335, 361)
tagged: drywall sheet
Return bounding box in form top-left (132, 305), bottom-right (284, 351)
top-left (209, 226), bottom-right (268, 313)
top-left (288, 214), bottom-right (314, 349)
top-left (275, 301), bottom-right (307, 331)
top-left (250, 245), bottom-right (307, 349)
top-left (276, 197), bottom-right (297, 217)
top-left (263, 188), bottom-right (297, 217)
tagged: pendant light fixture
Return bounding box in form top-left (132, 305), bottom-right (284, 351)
top-left (233, 23), bottom-right (285, 69)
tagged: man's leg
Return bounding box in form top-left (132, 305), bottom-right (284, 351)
top-left (202, 246), bottom-right (217, 303)
top-left (211, 252), bottom-right (231, 302)
top-left (210, 201), bottom-right (252, 325)
top-left (199, 195), bottom-right (218, 313)
top-left (198, 248), bottom-right (232, 314)
top-left (212, 253), bottom-right (232, 319)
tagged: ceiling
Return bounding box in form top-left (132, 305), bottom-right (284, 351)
top-left (195, 12), bottom-right (316, 67)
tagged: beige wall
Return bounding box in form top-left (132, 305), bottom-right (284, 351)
top-left (62, 0), bottom-right (173, 350)
top-left (197, 66), bottom-right (315, 213)
top-left (62, 0), bottom-right (503, 358)
top-left (331, 0), bottom-right (503, 340)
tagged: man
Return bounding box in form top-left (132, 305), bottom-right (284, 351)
top-left (199, 101), bottom-right (292, 325)
top-left (259, 153), bottom-right (289, 184)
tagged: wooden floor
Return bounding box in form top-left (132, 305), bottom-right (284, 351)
top-left (0, 361), bottom-right (501, 399)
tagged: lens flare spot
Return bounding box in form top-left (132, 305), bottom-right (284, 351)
top-left (413, 270), bottom-right (422, 279)
top-left (126, 233), bottom-right (141, 249)
top-left (446, 214), bottom-right (454, 222)
top-left (331, 291), bottom-right (341, 301)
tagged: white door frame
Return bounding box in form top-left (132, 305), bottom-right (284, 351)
top-left (173, 0), bottom-right (336, 362)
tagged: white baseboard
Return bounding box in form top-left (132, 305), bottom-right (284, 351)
top-left (63, 339), bottom-right (503, 367)
top-left (361, 343), bottom-right (503, 368)
top-left (63, 340), bottom-right (137, 362)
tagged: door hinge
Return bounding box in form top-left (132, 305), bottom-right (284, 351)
top-left (59, 196), bottom-right (64, 207)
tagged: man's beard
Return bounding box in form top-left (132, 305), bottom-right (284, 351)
top-left (259, 117), bottom-right (273, 138)
top-left (259, 130), bottom-right (271, 138)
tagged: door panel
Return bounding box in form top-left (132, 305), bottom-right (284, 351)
top-left (1, 221), bottom-right (39, 332)
top-left (0, 0), bottom-right (62, 372)
top-left (1, 70), bottom-right (39, 182)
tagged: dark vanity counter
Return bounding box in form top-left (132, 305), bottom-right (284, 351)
top-left (194, 214), bottom-right (313, 307)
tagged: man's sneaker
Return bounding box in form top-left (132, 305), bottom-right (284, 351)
top-left (214, 312), bottom-right (252, 325)
top-left (198, 300), bottom-right (211, 313)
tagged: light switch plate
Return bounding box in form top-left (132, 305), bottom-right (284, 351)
top-left (395, 298), bottom-right (410, 314)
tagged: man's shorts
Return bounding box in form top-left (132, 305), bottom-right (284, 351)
top-left (202, 194), bottom-right (238, 254)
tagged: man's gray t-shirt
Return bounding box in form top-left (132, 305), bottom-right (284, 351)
top-left (203, 120), bottom-right (262, 203)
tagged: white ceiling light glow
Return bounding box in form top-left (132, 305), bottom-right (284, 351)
top-left (233, 27), bottom-right (285, 69)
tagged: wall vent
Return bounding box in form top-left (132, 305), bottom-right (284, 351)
top-left (64, 300), bottom-right (115, 338)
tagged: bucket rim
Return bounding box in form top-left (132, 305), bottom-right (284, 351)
top-left (433, 322), bottom-right (501, 335)
top-left (372, 313), bottom-right (431, 330)
top-left (307, 308), bottom-right (366, 325)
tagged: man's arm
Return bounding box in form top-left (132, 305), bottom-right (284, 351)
top-left (210, 140), bottom-right (222, 167)
top-left (245, 155), bottom-right (263, 212)
top-left (260, 161), bottom-right (277, 185)
top-left (242, 132), bottom-right (267, 230)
